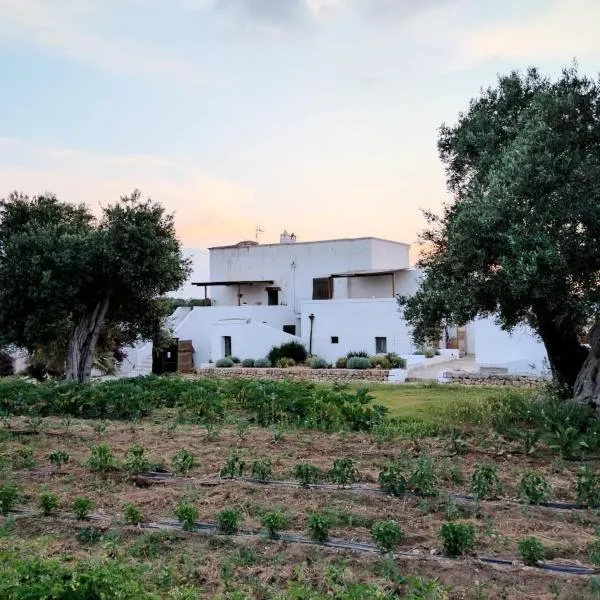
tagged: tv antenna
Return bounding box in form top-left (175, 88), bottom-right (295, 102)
top-left (255, 225), bottom-right (264, 242)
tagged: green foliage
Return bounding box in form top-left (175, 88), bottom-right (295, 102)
top-left (172, 448), bottom-right (196, 475)
top-left (335, 357), bottom-right (347, 368)
top-left (230, 356), bottom-right (241, 364)
top-left (519, 470), bottom-right (552, 505)
top-left (254, 358), bottom-right (271, 368)
top-left (370, 519), bottom-right (405, 553)
top-left (346, 357), bottom-right (371, 370)
top-left (470, 463), bottom-right (502, 500)
top-left (129, 531), bottom-right (175, 559)
top-left (38, 492), bottom-right (58, 516)
top-left (220, 451), bottom-right (246, 479)
top-left (409, 455), bottom-right (438, 497)
top-left (72, 497), bottom-right (94, 520)
top-left (251, 459), bottom-right (273, 482)
top-left (308, 356), bottom-right (328, 369)
top-left (216, 358), bottom-right (234, 368)
top-left (268, 341), bottom-right (308, 365)
top-left (241, 358), bottom-right (255, 368)
top-left (0, 351), bottom-right (14, 377)
top-left (385, 353), bottom-right (406, 369)
top-left (16, 446), bottom-right (35, 469)
top-left (329, 458), bottom-right (359, 487)
top-left (306, 512), bottom-right (331, 542)
top-left (124, 444), bottom-right (152, 473)
top-left (48, 449), bottom-right (69, 469)
top-left (346, 350), bottom-right (369, 359)
top-left (77, 527), bottom-right (103, 544)
top-left (124, 503), bottom-right (143, 525)
top-left (275, 357), bottom-right (296, 368)
top-left (217, 508), bottom-right (242, 535)
top-left (378, 463), bottom-right (407, 497)
top-left (87, 443), bottom-right (118, 472)
top-left (438, 522), bottom-right (476, 557)
top-left (370, 355), bottom-right (391, 370)
top-left (576, 466), bottom-right (600, 507)
top-left (518, 536), bottom-right (545, 566)
top-left (294, 463), bottom-right (320, 488)
top-left (423, 349), bottom-right (436, 359)
top-left (261, 510), bottom-right (289, 539)
top-left (0, 484), bottom-right (20, 515)
top-left (588, 535), bottom-right (600, 566)
top-left (174, 502), bottom-right (198, 532)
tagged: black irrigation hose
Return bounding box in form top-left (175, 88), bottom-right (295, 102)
top-left (6, 507), bottom-right (598, 576)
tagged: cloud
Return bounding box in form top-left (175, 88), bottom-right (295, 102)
top-left (213, 0), bottom-right (311, 24)
top-left (353, 0), bottom-right (456, 21)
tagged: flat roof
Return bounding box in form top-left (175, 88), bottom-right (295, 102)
top-left (192, 280), bottom-right (274, 287)
top-left (330, 268), bottom-right (409, 278)
top-left (208, 236), bottom-right (410, 251)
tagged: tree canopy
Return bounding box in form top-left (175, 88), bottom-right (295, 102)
top-left (400, 66), bottom-right (600, 392)
top-left (0, 190), bottom-right (190, 381)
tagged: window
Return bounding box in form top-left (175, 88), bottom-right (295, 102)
top-left (312, 277), bottom-right (333, 300)
top-left (375, 337), bottom-right (387, 354)
top-left (331, 336), bottom-right (339, 344)
top-left (283, 325), bottom-right (296, 336)
top-left (267, 289), bottom-right (279, 305)
top-left (223, 336), bottom-right (232, 357)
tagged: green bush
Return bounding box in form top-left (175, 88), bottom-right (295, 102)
top-left (423, 348), bottom-right (436, 359)
top-left (385, 352), bottom-right (406, 369)
top-left (0, 484), bottom-right (20, 515)
top-left (438, 522), bottom-right (475, 557)
top-left (295, 463), bottom-right (320, 488)
top-left (275, 357), bottom-right (296, 368)
top-left (371, 519), bottom-right (405, 553)
top-left (268, 341), bottom-right (308, 365)
top-left (518, 536), bottom-right (545, 566)
top-left (251, 459), bottom-right (273, 482)
top-left (241, 359), bottom-right (255, 368)
top-left (261, 510), bottom-right (289, 539)
top-left (72, 497), bottom-right (93, 520)
top-left (172, 448), bottom-right (196, 475)
top-left (378, 463), bottom-right (407, 497)
top-left (588, 537), bottom-right (600, 566)
top-left (174, 502), bottom-right (198, 532)
top-left (335, 357), bottom-right (347, 369)
top-left (48, 450), bottom-right (69, 469)
top-left (220, 451), bottom-right (246, 479)
top-left (329, 458), bottom-right (359, 487)
top-left (254, 358), bottom-right (272, 368)
top-left (87, 444), bottom-right (118, 473)
top-left (230, 356), bottom-right (241, 364)
top-left (215, 358), bottom-right (234, 368)
top-left (409, 456), bottom-right (438, 497)
top-left (519, 470), bottom-right (552, 505)
top-left (470, 463), bottom-right (502, 500)
top-left (124, 444), bottom-right (152, 473)
top-left (346, 350), bottom-right (369, 359)
top-left (576, 466), bottom-right (600, 507)
top-left (370, 355), bottom-right (391, 370)
top-left (346, 357), bottom-right (371, 370)
top-left (124, 503), bottom-right (143, 525)
top-left (306, 512), bottom-right (331, 542)
top-left (217, 508), bottom-right (242, 534)
top-left (38, 492), bottom-right (58, 516)
top-left (308, 357), bottom-right (328, 369)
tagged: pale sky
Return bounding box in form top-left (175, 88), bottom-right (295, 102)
top-left (1, 0), bottom-right (599, 291)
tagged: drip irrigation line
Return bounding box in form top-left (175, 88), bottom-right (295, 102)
top-left (5, 507), bottom-right (598, 576)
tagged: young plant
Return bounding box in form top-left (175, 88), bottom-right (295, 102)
top-left (220, 451), bottom-right (246, 479)
top-left (371, 519), bottom-right (405, 553)
top-left (38, 491), bottom-right (58, 516)
top-left (378, 463), bottom-right (407, 497)
top-left (519, 470), bottom-right (552, 505)
top-left (470, 463), bottom-right (502, 500)
top-left (261, 511), bottom-right (289, 539)
top-left (576, 466), bottom-right (600, 507)
top-left (438, 522), bottom-right (476, 557)
top-left (17, 446), bottom-right (35, 469)
top-left (174, 502), bottom-right (198, 532)
top-left (72, 497), bottom-right (94, 520)
top-left (235, 421), bottom-right (250, 441)
top-left (518, 536), bottom-right (545, 566)
top-left (329, 458), bottom-right (359, 487)
top-left (124, 502), bottom-right (143, 525)
top-left (217, 508), bottom-right (243, 535)
top-left (172, 449), bottom-right (196, 476)
top-left (409, 456), bottom-right (438, 497)
top-left (0, 484), bottom-right (20, 515)
top-left (87, 444), bottom-right (118, 473)
top-left (48, 450), bottom-right (70, 469)
top-left (306, 512), bottom-right (331, 542)
top-left (124, 444), bottom-right (152, 473)
top-left (251, 459), bottom-right (273, 482)
top-left (294, 463), bottom-right (320, 488)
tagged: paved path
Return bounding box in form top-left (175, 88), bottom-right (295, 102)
top-left (407, 354), bottom-right (477, 381)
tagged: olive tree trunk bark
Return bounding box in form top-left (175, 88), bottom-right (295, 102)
top-left (65, 298), bottom-right (110, 383)
top-left (573, 324), bottom-right (600, 411)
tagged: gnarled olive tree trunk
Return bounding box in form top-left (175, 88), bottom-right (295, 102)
top-left (574, 324), bottom-right (600, 411)
top-left (65, 298), bottom-right (110, 383)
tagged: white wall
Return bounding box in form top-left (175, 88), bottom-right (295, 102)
top-left (473, 316), bottom-right (548, 374)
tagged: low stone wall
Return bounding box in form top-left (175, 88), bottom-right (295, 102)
top-left (193, 367), bottom-right (390, 383)
top-left (443, 372), bottom-right (550, 388)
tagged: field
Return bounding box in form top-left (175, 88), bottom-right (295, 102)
top-left (2, 376), bottom-right (600, 598)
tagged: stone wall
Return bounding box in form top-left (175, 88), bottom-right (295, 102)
top-left (443, 372), bottom-right (550, 388)
top-left (193, 367), bottom-right (390, 383)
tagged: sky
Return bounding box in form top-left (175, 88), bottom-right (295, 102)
top-left (1, 0), bottom-right (600, 292)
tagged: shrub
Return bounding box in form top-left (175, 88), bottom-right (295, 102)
top-left (577, 466), bottom-right (600, 507)
top-left (519, 470), bottom-right (552, 505)
top-left (220, 451), bottom-right (246, 479)
top-left (275, 357), bottom-right (296, 368)
top-left (378, 463), bottom-right (407, 497)
top-left (588, 537), bottom-right (600, 566)
top-left (0, 351), bottom-right (14, 377)
top-left (268, 341), bottom-right (308, 365)
top-left (251, 459), bottom-right (273, 482)
top-left (518, 536), bottom-right (545, 566)
top-left (385, 352), bottom-right (406, 369)
top-left (295, 463), bottom-right (320, 488)
top-left (172, 448), bottom-right (196, 475)
top-left (371, 519), bottom-right (405, 553)
top-left (48, 450), bottom-right (69, 469)
top-left (438, 522), bottom-right (475, 557)
top-left (329, 458), bottom-right (359, 487)
top-left (470, 463), bottom-right (502, 500)
top-left (346, 357), bottom-right (371, 370)
top-left (230, 356), bottom-right (241, 364)
top-left (370, 355), bottom-right (391, 370)
top-left (124, 444), bottom-right (152, 473)
top-left (87, 444), bottom-right (118, 472)
top-left (38, 492), bottom-right (58, 516)
top-left (346, 350), bottom-right (369, 359)
top-left (308, 357), bottom-right (328, 369)
top-left (335, 357), bottom-right (347, 369)
top-left (0, 484), bottom-right (20, 515)
top-left (174, 502), bottom-right (198, 531)
top-left (307, 512), bottom-right (331, 542)
top-left (215, 358), bottom-right (234, 368)
top-left (124, 503), bottom-right (143, 525)
top-left (261, 510), bottom-right (289, 539)
top-left (72, 497), bottom-right (94, 520)
top-left (254, 358), bottom-right (271, 368)
top-left (409, 456), bottom-right (438, 497)
top-left (217, 508), bottom-right (242, 534)
top-left (77, 527), bottom-right (103, 544)
top-left (241, 359), bottom-right (255, 368)
top-left (424, 348), bottom-right (436, 359)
